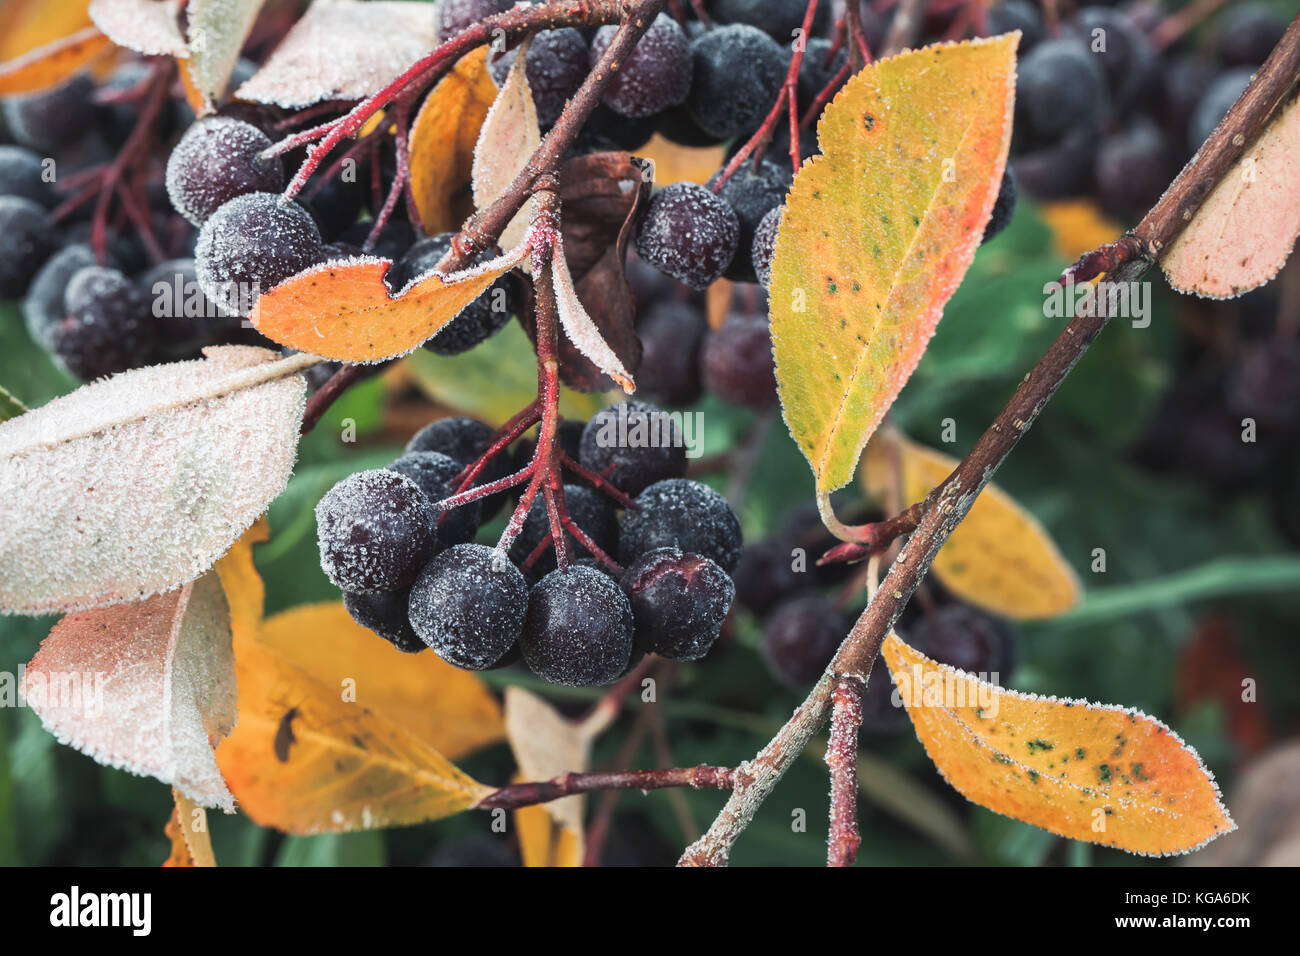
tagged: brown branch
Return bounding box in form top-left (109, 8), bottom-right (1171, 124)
top-left (476, 765), bottom-right (736, 811)
top-left (826, 676), bottom-right (864, 867)
top-left (679, 13), bottom-right (1300, 868)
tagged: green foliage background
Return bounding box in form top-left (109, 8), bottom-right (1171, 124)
top-left (2, 199), bottom-right (1298, 867)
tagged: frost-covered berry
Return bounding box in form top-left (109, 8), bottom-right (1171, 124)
top-left (982, 168), bottom-right (1018, 242)
top-left (165, 117), bottom-right (285, 226)
top-left (387, 450), bottom-right (482, 546)
top-left (521, 566), bottom-right (634, 686)
top-left (50, 266), bottom-right (153, 379)
top-left (0, 145), bottom-right (55, 208)
top-left (316, 469), bottom-right (437, 592)
top-left (619, 478), bottom-right (743, 572)
top-left (23, 243), bottom-right (97, 349)
top-left (408, 544), bottom-right (529, 669)
top-left (406, 416), bottom-right (516, 520)
top-left (590, 14), bottom-right (692, 118)
top-left (634, 300), bottom-right (707, 406)
top-left (435, 0), bottom-right (513, 42)
top-left (579, 400), bottom-right (688, 496)
top-left (751, 205), bottom-right (781, 287)
top-left (621, 547), bottom-right (734, 661)
top-left (195, 192), bottom-right (322, 315)
top-left (490, 28), bottom-right (589, 126)
top-left (635, 182), bottom-right (739, 291)
top-left (1, 75), bottom-right (99, 152)
top-left (687, 24), bottom-right (786, 139)
top-left (707, 159), bottom-right (789, 282)
top-left (343, 588), bottom-right (425, 653)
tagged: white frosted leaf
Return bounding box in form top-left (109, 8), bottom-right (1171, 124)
top-left (185, 0), bottom-right (267, 110)
top-left (1162, 93), bottom-right (1300, 299)
top-left (551, 237), bottom-right (635, 393)
top-left (25, 573), bottom-right (238, 810)
top-left (88, 0), bottom-right (189, 57)
top-left (0, 346), bottom-right (312, 615)
top-left (234, 0), bottom-right (440, 108)
top-left (472, 36), bottom-right (540, 253)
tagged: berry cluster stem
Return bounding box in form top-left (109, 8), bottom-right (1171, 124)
top-left (476, 764), bottom-right (736, 811)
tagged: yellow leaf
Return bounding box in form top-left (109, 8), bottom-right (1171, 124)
top-left (882, 633), bottom-right (1236, 856)
top-left (249, 243), bottom-right (529, 363)
top-left (216, 636), bottom-right (492, 833)
top-left (214, 518), bottom-right (267, 647)
top-left (0, 0), bottom-right (93, 63)
top-left (164, 788), bottom-right (217, 867)
top-left (409, 47), bottom-right (499, 233)
top-left (771, 36), bottom-right (1018, 498)
top-left (0, 26), bottom-right (110, 96)
top-left (515, 801), bottom-right (583, 867)
top-left (258, 603), bottom-right (504, 761)
top-left (637, 132), bottom-right (727, 187)
top-left (862, 428), bottom-right (1080, 619)
top-left (1161, 93), bottom-right (1300, 299)
top-left (1038, 199), bottom-right (1122, 262)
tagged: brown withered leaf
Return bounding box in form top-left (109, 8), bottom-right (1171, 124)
top-left (533, 152), bottom-right (648, 392)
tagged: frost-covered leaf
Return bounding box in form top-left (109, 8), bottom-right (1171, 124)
top-left (472, 36), bottom-right (539, 254)
top-left (26, 573), bottom-right (238, 811)
top-left (235, 0), bottom-right (439, 108)
top-left (184, 0), bottom-right (266, 111)
top-left (771, 36), bottom-right (1017, 499)
top-left (883, 633), bottom-right (1235, 856)
top-left (250, 245), bottom-right (529, 362)
top-left (552, 238), bottom-right (635, 393)
top-left (216, 604), bottom-right (493, 833)
top-left (409, 47), bottom-right (498, 234)
top-left (89, 0), bottom-right (187, 57)
top-left (0, 26), bottom-right (111, 96)
top-left (1161, 92), bottom-right (1300, 299)
top-left (861, 428), bottom-right (1080, 619)
top-left (0, 346), bottom-right (311, 615)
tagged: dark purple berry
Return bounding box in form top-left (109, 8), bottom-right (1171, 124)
top-left (732, 536), bottom-right (804, 615)
top-left (315, 469), bottom-right (437, 592)
top-left (982, 167), bottom-right (1018, 242)
top-left (707, 159), bottom-right (790, 282)
top-left (23, 243), bottom-right (97, 350)
top-left (761, 594), bottom-right (843, 687)
top-left (521, 566), bottom-right (635, 686)
top-left (579, 400), bottom-right (688, 495)
top-left (50, 266), bottom-right (154, 379)
top-left (1015, 39), bottom-right (1107, 145)
top-left (1216, 3), bottom-right (1285, 67)
top-left (0, 196), bottom-right (55, 298)
top-left (435, 0), bottom-right (513, 42)
top-left (909, 604), bottom-right (1018, 679)
top-left (590, 14), bottom-right (692, 118)
top-left (1188, 68), bottom-right (1253, 152)
top-left (343, 588), bottom-right (425, 653)
top-left (513, 483), bottom-right (618, 577)
top-left (1095, 121), bottom-right (1171, 218)
top-left (406, 416), bottom-right (516, 519)
top-left (635, 300), bottom-right (707, 405)
top-left (166, 117), bottom-right (285, 226)
top-left (0, 145), bottom-right (54, 208)
top-left (752, 205), bottom-right (781, 287)
top-left (635, 181), bottom-right (739, 291)
top-left (2, 74), bottom-right (99, 151)
top-left (619, 478), bottom-right (743, 572)
top-left (688, 24), bottom-right (786, 139)
top-left (409, 544), bottom-right (528, 670)
top-left (490, 29), bottom-right (589, 126)
top-left (387, 451), bottom-right (482, 546)
top-left (621, 547), bottom-right (734, 661)
top-left (702, 312), bottom-right (776, 409)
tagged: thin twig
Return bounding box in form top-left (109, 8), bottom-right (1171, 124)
top-left (476, 765), bottom-right (736, 810)
top-left (827, 675), bottom-right (864, 866)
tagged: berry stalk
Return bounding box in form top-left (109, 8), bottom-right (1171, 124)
top-left (475, 764), bottom-right (736, 811)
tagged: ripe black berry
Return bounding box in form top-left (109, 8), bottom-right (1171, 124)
top-left (579, 400), bottom-right (688, 495)
top-left (1216, 3), bottom-right (1285, 68)
top-left (702, 312), bottom-right (776, 409)
top-left (731, 535), bottom-right (803, 615)
top-left (1188, 68), bottom-right (1253, 152)
top-left (621, 547), bottom-right (734, 661)
top-left (986, 0), bottom-right (1044, 52)
top-left (707, 159), bottom-right (790, 282)
top-left (343, 588), bottom-right (425, 653)
top-left (23, 243), bottom-right (97, 350)
top-left (635, 181), bottom-right (739, 291)
top-left (385, 232), bottom-right (516, 354)
top-left (1, 75), bottom-right (99, 152)
top-left (707, 0), bottom-right (830, 41)
top-left (687, 24), bottom-right (786, 139)
top-left (590, 14), bottom-right (692, 118)
top-left (761, 594), bottom-right (842, 687)
top-left (909, 605), bottom-right (1018, 679)
top-left (635, 300), bottom-right (707, 406)
top-left (1095, 121), bottom-right (1170, 218)
top-left (316, 469), bottom-right (437, 592)
top-left (406, 416), bottom-right (516, 519)
top-left (195, 192), bottom-right (323, 315)
top-left (1015, 39), bottom-right (1107, 145)
top-left (409, 544), bottom-right (529, 669)
top-left (0, 196), bottom-right (55, 298)
top-left (521, 566), bottom-right (634, 686)
top-left (796, 38), bottom-right (847, 115)
top-left (387, 451), bottom-right (482, 546)
top-left (619, 478), bottom-right (743, 572)
top-left (165, 117), bottom-right (285, 226)
top-left (490, 29), bottom-right (589, 126)
top-left (50, 266), bottom-right (153, 379)
top-left (0, 145), bottom-right (55, 208)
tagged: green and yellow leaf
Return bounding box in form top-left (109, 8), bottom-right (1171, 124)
top-left (771, 35), bottom-right (1018, 499)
